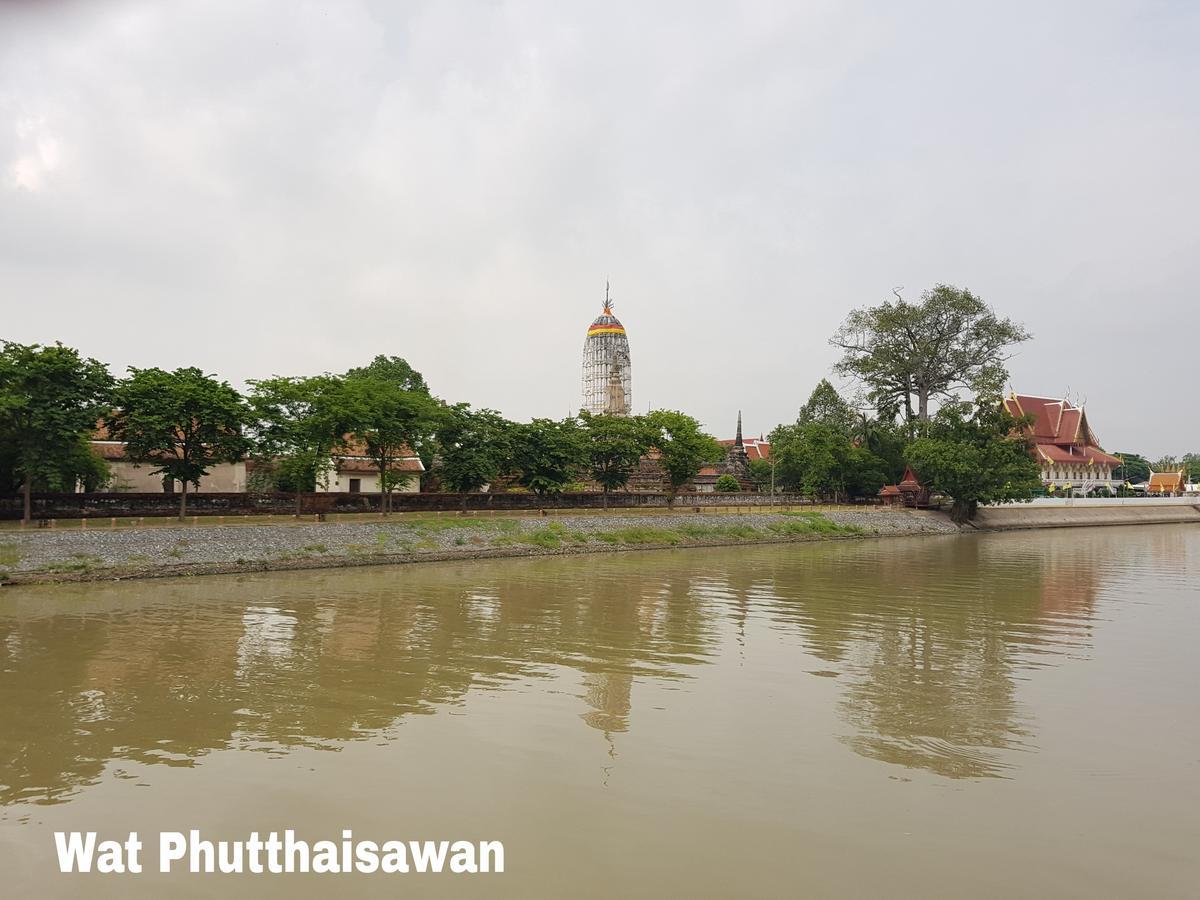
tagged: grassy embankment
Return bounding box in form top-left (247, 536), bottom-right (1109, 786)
top-left (490, 511), bottom-right (862, 550)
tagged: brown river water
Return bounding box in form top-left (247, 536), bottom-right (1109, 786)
top-left (1, 526), bottom-right (1198, 898)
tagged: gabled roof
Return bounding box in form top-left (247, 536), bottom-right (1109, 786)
top-left (1003, 392), bottom-right (1118, 466)
top-left (717, 437), bottom-right (770, 460)
top-left (1148, 471), bottom-right (1184, 491)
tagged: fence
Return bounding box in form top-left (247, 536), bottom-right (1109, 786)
top-left (0, 490), bottom-right (845, 520)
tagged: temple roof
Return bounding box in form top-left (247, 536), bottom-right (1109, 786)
top-left (1003, 392), bottom-right (1120, 467)
top-left (587, 304), bottom-right (626, 337)
top-left (717, 437), bottom-right (770, 460)
top-left (1148, 471), bottom-right (1184, 491)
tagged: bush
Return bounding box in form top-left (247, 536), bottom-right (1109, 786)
top-left (715, 474), bottom-right (741, 492)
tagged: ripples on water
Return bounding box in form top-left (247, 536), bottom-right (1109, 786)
top-left (0, 526), bottom-right (1197, 807)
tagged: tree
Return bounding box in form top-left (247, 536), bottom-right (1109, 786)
top-left (832, 285), bottom-right (1030, 432)
top-left (579, 412), bottom-right (653, 508)
top-left (769, 420), bottom-right (888, 501)
top-left (905, 399), bottom-right (1042, 523)
top-left (769, 422), bottom-right (844, 500)
top-left (644, 410), bottom-right (724, 507)
top-left (511, 417), bottom-right (586, 502)
top-left (843, 445), bottom-right (889, 499)
top-left (435, 405), bottom-right (514, 512)
top-left (341, 363), bottom-right (440, 515)
top-left (715, 474), bottom-right (741, 493)
top-left (797, 379), bottom-right (857, 436)
top-left (247, 374), bottom-right (348, 515)
top-left (747, 457), bottom-right (774, 493)
top-left (1183, 453), bottom-right (1200, 482)
top-left (854, 412), bottom-right (908, 484)
top-left (346, 355), bottom-right (440, 487)
top-left (0, 342), bottom-right (114, 524)
top-left (1112, 452), bottom-right (1151, 484)
top-left (345, 355), bottom-right (429, 394)
top-left (108, 367), bottom-right (250, 519)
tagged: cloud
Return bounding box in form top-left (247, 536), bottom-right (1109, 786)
top-left (0, 0), bottom-right (1197, 455)
top-left (6, 117), bottom-right (61, 190)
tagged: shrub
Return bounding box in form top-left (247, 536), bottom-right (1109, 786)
top-left (715, 474), bottom-right (741, 492)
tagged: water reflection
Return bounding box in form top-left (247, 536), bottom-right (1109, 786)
top-left (1, 527), bottom-right (1192, 806)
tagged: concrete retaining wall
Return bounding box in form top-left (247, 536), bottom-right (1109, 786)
top-left (971, 503), bottom-right (1200, 530)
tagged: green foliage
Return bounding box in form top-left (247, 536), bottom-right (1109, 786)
top-left (1184, 454), bottom-right (1200, 482)
top-left (108, 367), bottom-right (249, 518)
top-left (832, 284), bottom-right (1030, 428)
top-left (1112, 452), bottom-right (1151, 484)
top-left (248, 374), bottom-right (348, 501)
top-left (714, 474), bottom-right (741, 492)
top-left (435, 405), bottom-right (514, 498)
top-left (797, 379), bottom-right (857, 436)
top-left (341, 358), bottom-right (440, 513)
top-left (768, 421), bottom-right (887, 500)
top-left (579, 411), bottom-right (654, 500)
top-left (854, 413), bottom-right (908, 483)
top-left (511, 417), bottom-right (587, 498)
top-left (747, 458), bottom-right (773, 492)
top-left (644, 410), bottom-right (723, 504)
top-left (345, 355), bottom-right (429, 394)
top-left (843, 445), bottom-right (889, 498)
top-left (0, 342), bottom-right (113, 518)
top-left (905, 399), bottom-right (1042, 522)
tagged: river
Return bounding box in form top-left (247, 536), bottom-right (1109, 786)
top-left (1, 526), bottom-right (1197, 897)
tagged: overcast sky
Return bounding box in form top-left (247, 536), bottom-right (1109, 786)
top-left (2, 0), bottom-right (1197, 457)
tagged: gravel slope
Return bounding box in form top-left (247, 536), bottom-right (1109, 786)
top-left (0, 510), bottom-right (960, 583)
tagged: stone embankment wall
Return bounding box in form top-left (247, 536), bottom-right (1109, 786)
top-left (0, 491), bottom-right (844, 520)
top-left (973, 501), bottom-right (1200, 530)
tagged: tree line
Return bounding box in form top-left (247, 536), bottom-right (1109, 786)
top-left (0, 346), bottom-right (724, 522)
top-left (3, 282), bottom-right (1191, 524)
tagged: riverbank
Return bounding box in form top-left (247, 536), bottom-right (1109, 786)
top-left (971, 503), bottom-right (1200, 530)
top-left (0, 509), bottom-right (959, 585)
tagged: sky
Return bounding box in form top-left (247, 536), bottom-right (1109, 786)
top-left (1, 0), bottom-right (1197, 458)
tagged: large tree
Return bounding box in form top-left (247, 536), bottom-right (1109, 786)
top-left (0, 341), bottom-right (114, 524)
top-left (511, 417), bottom-right (587, 502)
top-left (247, 374), bottom-right (348, 515)
top-left (108, 367), bottom-right (250, 519)
top-left (345, 355), bottom-right (439, 490)
top-left (769, 419), bottom-right (889, 501)
top-left (1112, 452), bottom-right (1151, 484)
top-left (832, 284), bottom-right (1030, 431)
top-left (579, 412), bottom-right (653, 508)
top-left (796, 379), bottom-right (858, 436)
top-left (644, 410), bottom-right (723, 507)
top-left (435, 405), bottom-right (514, 512)
top-left (341, 362), bottom-right (440, 515)
top-left (905, 399), bottom-right (1042, 523)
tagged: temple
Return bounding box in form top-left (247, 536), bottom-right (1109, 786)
top-left (581, 286), bottom-right (632, 416)
top-left (1002, 393), bottom-right (1121, 493)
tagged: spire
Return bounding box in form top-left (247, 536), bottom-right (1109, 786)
top-left (603, 280), bottom-right (612, 315)
top-left (735, 411), bottom-right (744, 449)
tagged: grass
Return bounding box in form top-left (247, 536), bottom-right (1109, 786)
top-left (0, 544), bottom-right (23, 567)
top-left (401, 516), bottom-right (522, 536)
top-left (44, 554), bottom-right (105, 574)
top-left (487, 512), bottom-right (864, 551)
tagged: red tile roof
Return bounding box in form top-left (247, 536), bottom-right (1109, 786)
top-left (717, 438), bottom-right (770, 460)
top-left (1003, 393), bottom-right (1120, 468)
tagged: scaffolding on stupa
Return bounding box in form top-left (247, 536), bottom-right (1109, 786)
top-left (581, 286), bottom-right (632, 416)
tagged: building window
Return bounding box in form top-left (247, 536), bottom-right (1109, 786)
top-left (349, 478), bottom-right (361, 493)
